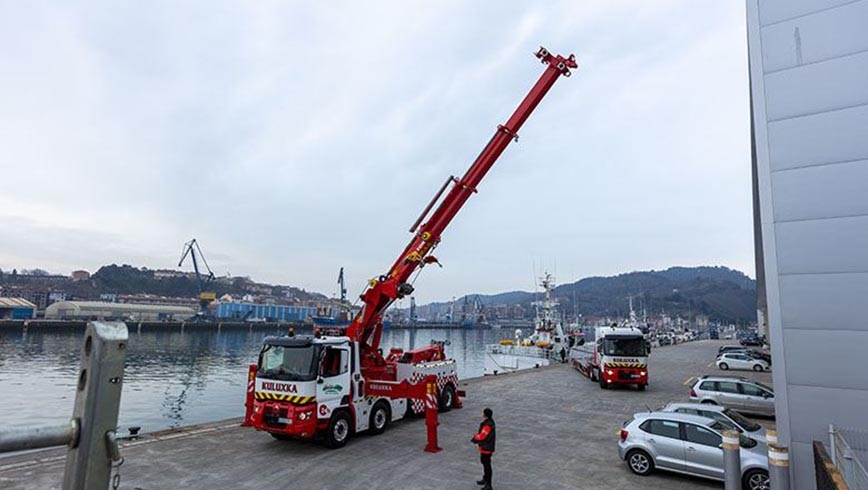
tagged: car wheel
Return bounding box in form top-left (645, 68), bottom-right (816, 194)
top-left (438, 384), bottom-right (456, 412)
top-left (626, 449), bottom-right (654, 476)
top-left (753, 364), bottom-right (764, 372)
top-left (719, 362), bottom-right (729, 370)
top-left (701, 399), bottom-right (717, 405)
top-left (325, 411), bottom-right (352, 449)
top-left (369, 402), bottom-right (390, 435)
top-left (743, 469), bottom-right (770, 490)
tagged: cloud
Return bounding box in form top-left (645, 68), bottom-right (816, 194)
top-left (0, 1), bottom-right (752, 302)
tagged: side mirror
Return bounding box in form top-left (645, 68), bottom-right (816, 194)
top-left (317, 376), bottom-right (324, 384)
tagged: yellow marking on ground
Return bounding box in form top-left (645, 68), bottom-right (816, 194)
top-left (683, 376), bottom-right (697, 386)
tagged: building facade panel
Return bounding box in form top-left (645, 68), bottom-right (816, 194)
top-left (760, 1), bottom-right (868, 71)
top-left (783, 330), bottom-right (868, 390)
top-left (775, 215), bottom-right (868, 274)
top-left (764, 50), bottom-right (868, 120)
top-left (767, 104), bottom-right (868, 171)
top-left (786, 385), bottom-right (868, 442)
top-left (772, 160), bottom-right (868, 222)
top-left (759, 0), bottom-right (858, 26)
top-left (780, 273), bottom-right (868, 329)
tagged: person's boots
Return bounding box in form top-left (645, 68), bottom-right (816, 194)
top-left (476, 479), bottom-right (486, 485)
top-left (482, 483), bottom-right (493, 490)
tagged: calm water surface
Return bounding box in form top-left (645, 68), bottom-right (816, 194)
top-left (0, 326), bottom-right (526, 432)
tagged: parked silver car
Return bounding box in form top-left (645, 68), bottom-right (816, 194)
top-left (717, 352), bottom-right (770, 372)
top-left (660, 402), bottom-right (767, 442)
top-left (689, 376), bottom-right (775, 417)
top-left (618, 411), bottom-right (769, 489)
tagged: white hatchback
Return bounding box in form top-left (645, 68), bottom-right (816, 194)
top-left (717, 353), bottom-right (769, 372)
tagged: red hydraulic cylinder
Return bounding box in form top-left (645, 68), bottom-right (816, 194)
top-left (241, 363), bottom-right (256, 427)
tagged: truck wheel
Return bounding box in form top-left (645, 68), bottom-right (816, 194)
top-left (600, 376), bottom-right (608, 389)
top-left (438, 384), bottom-right (456, 412)
top-left (638, 383), bottom-right (646, 391)
top-left (590, 367), bottom-right (598, 382)
top-left (325, 411), bottom-right (352, 449)
top-left (369, 402), bottom-right (390, 435)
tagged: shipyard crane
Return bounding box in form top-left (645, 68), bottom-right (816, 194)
top-left (337, 267), bottom-right (347, 303)
top-left (245, 47), bottom-right (577, 448)
top-left (178, 238), bottom-right (216, 318)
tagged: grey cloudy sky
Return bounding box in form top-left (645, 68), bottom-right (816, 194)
top-left (0, 1), bottom-right (752, 304)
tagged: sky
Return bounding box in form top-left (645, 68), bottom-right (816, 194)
top-left (0, 1), bottom-right (752, 304)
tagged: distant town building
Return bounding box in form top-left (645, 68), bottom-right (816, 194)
top-left (71, 270), bottom-right (91, 281)
top-left (0, 298), bottom-right (36, 320)
top-left (45, 301), bottom-right (195, 321)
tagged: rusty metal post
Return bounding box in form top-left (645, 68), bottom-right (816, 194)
top-left (722, 429), bottom-right (741, 490)
top-left (62, 321), bottom-right (128, 490)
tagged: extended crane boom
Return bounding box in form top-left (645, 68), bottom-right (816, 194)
top-left (346, 47), bottom-right (577, 367)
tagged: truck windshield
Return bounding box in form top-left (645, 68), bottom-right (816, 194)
top-left (258, 344), bottom-right (320, 381)
top-left (603, 337), bottom-right (647, 356)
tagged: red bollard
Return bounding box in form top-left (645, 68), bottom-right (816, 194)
top-left (241, 363), bottom-right (256, 427)
top-left (424, 379), bottom-right (442, 453)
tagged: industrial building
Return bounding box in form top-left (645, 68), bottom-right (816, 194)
top-left (0, 298), bottom-right (36, 320)
top-left (747, 0), bottom-right (868, 486)
top-left (214, 301), bottom-right (317, 322)
top-left (44, 301), bottom-right (195, 321)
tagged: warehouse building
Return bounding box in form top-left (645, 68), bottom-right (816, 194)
top-left (45, 301), bottom-right (195, 321)
top-left (215, 301), bottom-right (316, 322)
top-left (0, 298), bottom-right (36, 320)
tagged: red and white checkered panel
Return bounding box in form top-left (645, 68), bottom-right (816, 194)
top-left (407, 368), bottom-right (460, 414)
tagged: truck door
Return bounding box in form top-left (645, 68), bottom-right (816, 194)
top-left (316, 345), bottom-right (351, 421)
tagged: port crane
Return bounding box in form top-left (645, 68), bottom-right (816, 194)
top-left (245, 47), bottom-right (577, 448)
top-left (178, 238), bottom-right (216, 319)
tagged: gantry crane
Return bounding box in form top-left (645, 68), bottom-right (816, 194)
top-left (178, 238), bottom-right (216, 318)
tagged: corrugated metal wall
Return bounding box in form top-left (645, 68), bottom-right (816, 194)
top-left (214, 302), bottom-right (317, 322)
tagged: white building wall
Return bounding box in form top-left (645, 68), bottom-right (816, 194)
top-left (747, 1), bottom-right (868, 488)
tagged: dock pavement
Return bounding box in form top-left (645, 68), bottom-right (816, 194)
top-left (0, 339), bottom-right (772, 489)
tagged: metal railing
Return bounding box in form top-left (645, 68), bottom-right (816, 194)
top-left (0, 322), bottom-right (128, 490)
top-left (831, 424), bottom-right (868, 490)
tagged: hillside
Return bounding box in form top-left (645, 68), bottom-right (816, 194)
top-left (421, 266), bottom-right (756, 324)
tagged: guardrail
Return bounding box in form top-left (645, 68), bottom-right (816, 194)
top-left (0, 322), bottom-right (128, 490)
top-left (831, 424), bottom-right (868, 490)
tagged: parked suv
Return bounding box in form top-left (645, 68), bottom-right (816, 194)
top-left (618, 411), bottom-right (769, 489)
top-left (689, 376), bottom-right (775, 417)
top-left (717, 352), bottom-right (770, 372)
top-left (660, 402), bottom-right (766, 442)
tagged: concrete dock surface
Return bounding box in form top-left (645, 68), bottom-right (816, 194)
top-left (0, 339), bottom-right (772, 489)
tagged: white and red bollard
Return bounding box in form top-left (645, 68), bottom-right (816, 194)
top-left (241, 363), bottom-right (256, 427)
top-left (424, 377), bottom-right (442, 453)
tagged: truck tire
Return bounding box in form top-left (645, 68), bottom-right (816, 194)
top-left (600, 375), bottom-right (608, 389)
top-left (325, 411), bottom-right (352, 449)
top-left (369, 402), bottom-right (390, 435)
top-left (590, 367), bottom-right (598, 382)
top-left (637, 383), bottom-right (646, 391)
top-left (439, 384), bottom-right (456, 412)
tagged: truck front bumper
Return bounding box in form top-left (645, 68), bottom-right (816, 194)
top-left (251, 400), bottom-right (318, 439)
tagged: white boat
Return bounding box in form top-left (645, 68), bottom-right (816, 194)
top-left (484, 272), bottom-right (573, 375)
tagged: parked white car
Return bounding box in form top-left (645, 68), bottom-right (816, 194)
top-left (717, 353), bottom-right (770, 372)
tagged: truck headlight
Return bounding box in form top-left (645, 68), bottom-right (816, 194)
top-left (606, 370), bottom-right (614, 376)
top-left (640, 371), bottom-right (646, 376)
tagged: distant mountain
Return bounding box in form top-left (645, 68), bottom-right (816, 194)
top-left (421, 266), bottom-right (756, 324)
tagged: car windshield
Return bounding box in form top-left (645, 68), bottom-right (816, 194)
top-left (724, 408), bottom-right (762, 432)
top-left (258, 344), bottom-right (320, 381)
top-left (603, 337), bottom-right (647, 356)
top-left (754, 381), bottom-right (774, 393)
top-left (709, 421), bottom-right (758, 449)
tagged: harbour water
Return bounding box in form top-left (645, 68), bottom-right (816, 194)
top-left (0, 326), bottom-right (528, 432)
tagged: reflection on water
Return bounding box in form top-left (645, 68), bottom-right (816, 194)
top-left (0, 326), bottom-right (526, 432)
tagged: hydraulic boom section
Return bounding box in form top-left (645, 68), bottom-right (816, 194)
top-left (346, 47), bottom-right (577, 367)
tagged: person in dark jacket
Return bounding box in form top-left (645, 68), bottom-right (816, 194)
top-left (470, 407), bottom-right (496, 489)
